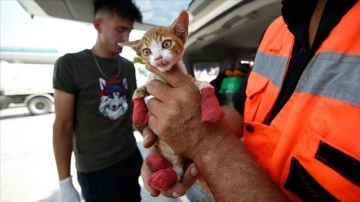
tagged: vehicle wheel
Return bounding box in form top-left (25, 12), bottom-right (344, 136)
top-left (27, 96), bottom-right (52, 115)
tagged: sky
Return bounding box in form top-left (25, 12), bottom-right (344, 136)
top-left (133, 0), bottom-right (191, 26)
top-left (0, 0), bottom-right (144, 60)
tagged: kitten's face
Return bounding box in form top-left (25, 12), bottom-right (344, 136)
top-left (119, 10), bottom-right (189, 72)
top-left (133, 27), bottom-right (184, 71)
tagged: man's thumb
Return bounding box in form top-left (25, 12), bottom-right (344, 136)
top-left (145, 62), bottom-right (193, 88)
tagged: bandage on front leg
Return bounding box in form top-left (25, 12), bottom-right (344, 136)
top-left (200, 87), bottom-right (225, 123)
top-left (132, 97), bottom-right (148, 124)
top-left (148, 167), bottom-right (178, 191)
top-left (145, 155), bottom-right (172, 172)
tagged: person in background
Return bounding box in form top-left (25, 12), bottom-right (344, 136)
top-left (210, 60), bottom-right (250, 106)
top-left (52, 0), bottom-right (143, 201)
top-left (140, 0), bottom-right (360, 201)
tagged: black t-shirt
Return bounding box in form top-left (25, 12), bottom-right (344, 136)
top-left (53, 49), bottom-right (138, 172)
top-left (233, 0), bottom-right (356, 124)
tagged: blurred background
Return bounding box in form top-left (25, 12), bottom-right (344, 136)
top-left (0, 1), bottom-right (188, 202)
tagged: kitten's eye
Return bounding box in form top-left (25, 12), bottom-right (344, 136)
top-left (162, 40), bottom-right (172, 49)
top-left (142, 48), bottom-right (151, 57)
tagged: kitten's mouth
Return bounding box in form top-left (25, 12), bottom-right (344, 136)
top-left (155, 58), bottom-right (170, 68)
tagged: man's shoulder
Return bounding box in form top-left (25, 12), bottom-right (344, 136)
top-left (120, 56), bottom-right (136, 75)
top-left (60, 49), bottom-right (90, 60)
top-left (55, 49), bottom-right (91, 66)
top-left (120, 56), bottom-right (134, 66)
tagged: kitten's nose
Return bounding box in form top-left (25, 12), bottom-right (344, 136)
top-left (155, 56), bottom-right (163, 61)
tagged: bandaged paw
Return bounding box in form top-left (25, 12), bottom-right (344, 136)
top-left (148, 167), bottom-right (178, 191)
top-left (200, 87), bottom-right (225, 123)
top-left (132, 97), bottom-right (148, 124)
top-left (145, 155), bottom-right (172, 171)
top-left (145, 155), bottom-right (178, 191)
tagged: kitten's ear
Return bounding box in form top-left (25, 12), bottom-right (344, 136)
top-left (118, 40), bottom-right (141, 54)
top-left (170, 10), bottom-right (189, 43)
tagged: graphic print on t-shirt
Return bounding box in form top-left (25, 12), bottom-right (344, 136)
top-left (98, 77), bottom-right (128, 120)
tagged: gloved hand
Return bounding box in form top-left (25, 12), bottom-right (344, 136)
top-left (59, 176), bottom-right (81, 202)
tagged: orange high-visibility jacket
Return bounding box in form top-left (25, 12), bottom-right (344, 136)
top-left (243, 2), bottom-right (360, 201)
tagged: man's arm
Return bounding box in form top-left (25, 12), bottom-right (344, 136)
top-left (53, 89), bottom-right (75, 180)
top-left (221, 105), bottom-right (244, 138)
top-left (145, 64), bottom-right (289, 201)
top-left (192, 125), bottom-right (288, 201)
top-left (139, 105), bottom-right (243, 198)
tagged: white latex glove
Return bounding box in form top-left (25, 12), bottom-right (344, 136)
top-left (59, 176), bottom-right (81, 202)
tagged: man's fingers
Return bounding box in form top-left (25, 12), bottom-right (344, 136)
top-left (140, 145), bottom-right (200, 199)
top-left (160, 182), bottom-right (186, 198)
top-left (181, 163), bottom-right (200, 189)
top-left (145, 63), bottom-right (161, 75)
top-left (158, 163), bottom-right (199, 198)
top-left (141, 162), bottom-right (160, 197)
top-left (141, 147), bottom-right (162, 197)
top-left (146, 63), bottom-right (193, 88)
top-left (142, 126), bottom-right (158, 148)
top-left (146, 80), bottom-right (173, 103)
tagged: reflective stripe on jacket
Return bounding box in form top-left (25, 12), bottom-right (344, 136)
top-left (244, 2), bottom-right (360, 201)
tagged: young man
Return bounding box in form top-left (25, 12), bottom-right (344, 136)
top-left (53, 1), bottom-right (143, 201)
top-left (141, 0), bottom-right (360, 201)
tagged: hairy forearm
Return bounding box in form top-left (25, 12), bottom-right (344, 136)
top-left (221, 105), bottom-right (244, 138)
top-left (53, 121), bottom-right (74, 180)
top-left (193, 127), bottom-right (289, 202)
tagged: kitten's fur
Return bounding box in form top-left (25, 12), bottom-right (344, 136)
top-left (119, 10), bottom-right (213, 187)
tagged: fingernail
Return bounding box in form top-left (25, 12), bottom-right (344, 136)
top-left (144, 135), bottom-right (148, 140)
top-left (172, 192), bottom-right (181, 198)
top-left (190, 165), bottom-right (199, 177)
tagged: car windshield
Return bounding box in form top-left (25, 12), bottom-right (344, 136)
top-left (134, 0), bottom-right (192, 26)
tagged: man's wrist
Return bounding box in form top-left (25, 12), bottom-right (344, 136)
top-left (191, 124), bottom-right (230, 163)
top-left (58, 171), bottom-right (72, 181)
top-left (59, 176), bottom-right (72, 183)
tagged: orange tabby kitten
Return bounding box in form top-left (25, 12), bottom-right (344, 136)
top-left (119, 10), bottom-right (223, 191)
